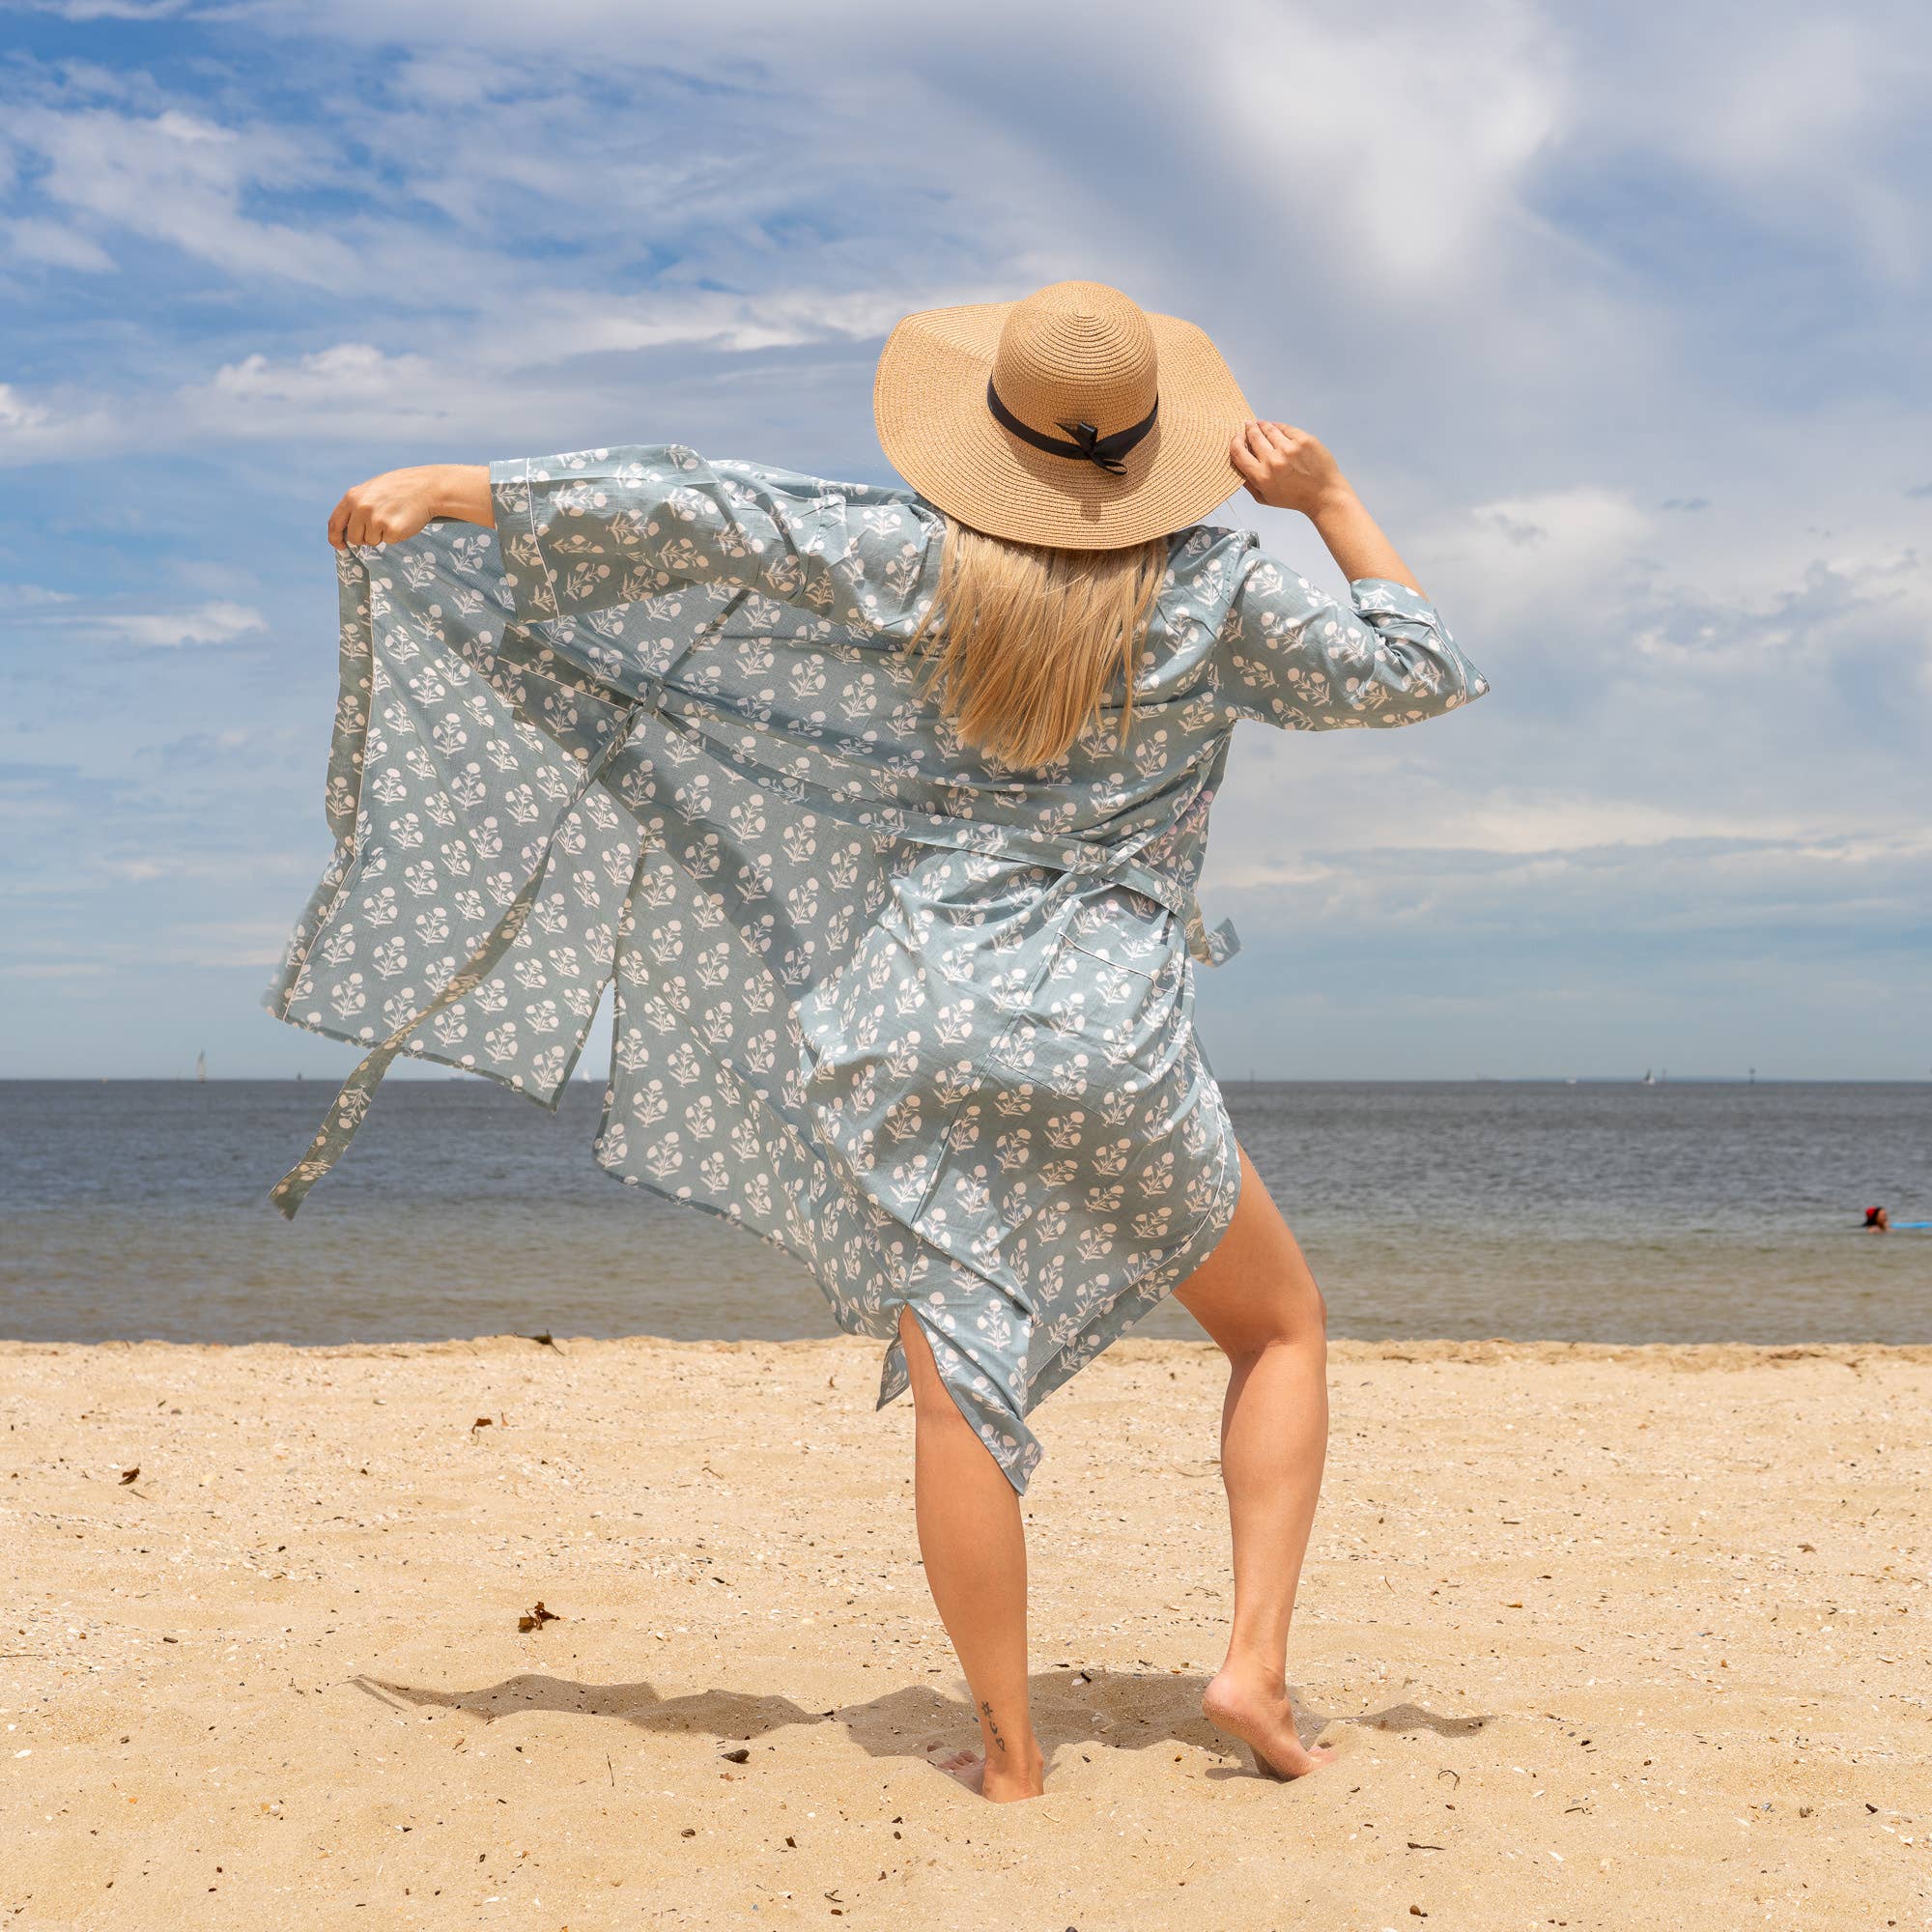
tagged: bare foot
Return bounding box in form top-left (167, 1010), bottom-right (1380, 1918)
top-left (1203, 1669), bottom-right (1335, 1779)
top-left (923, 1740), bottom-right (1043, 1801)
top-left (933, 1747), bottom-right (985, 1793)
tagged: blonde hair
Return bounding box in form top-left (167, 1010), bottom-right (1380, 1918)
top-left (907, 515), bottom-right (1171, 769)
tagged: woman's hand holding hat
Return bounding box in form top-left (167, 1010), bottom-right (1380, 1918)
top-left (1233, 420), bottom-right (1424, 594)
top-left (1230, 420), bottom-right (1351, 519)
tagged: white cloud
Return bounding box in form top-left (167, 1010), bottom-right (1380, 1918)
top-left (94, 601), bottom-right (269, 646)
top-left (0, 384), bottom-right (50, 433)
top-left (1438, 488), bottom-right (1653, 616)
top-left (15, 2), bottom-right (195, 16)
top-left (0, 382), bottom-right (117, 464)
top-left (1214, 1), bottom-right (1565, 288)
top-left (1598, 14), bottom-right (1921, 280)
top-left (1210, 822), bottom-right (1932, 945)
top-left (3, 216), bottom-right (118, 272)
top-left (1623, 548), bottom-right (1930, 672)
top-left (208, 342), bottom-right (431, 402)
top-left (185, 342), bottom-right (455, 440)
top-left (7, 101), bottom-right (359, 287)
top-left (1228, 790), bottom-right (1861, 871)
top-left (0, 289), bottom-right (961, 460)
top-left (507, 288), bottom-right (926, 360)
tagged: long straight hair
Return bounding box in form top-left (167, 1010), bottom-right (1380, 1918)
top-left (906, 514), bottom-right (1171, 769)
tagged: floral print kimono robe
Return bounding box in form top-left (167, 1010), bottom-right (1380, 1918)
top-left (267, 444), bottom-right (1490, 1491)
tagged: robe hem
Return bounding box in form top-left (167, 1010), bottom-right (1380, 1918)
top-left (1019, 1086), bottom-right (1242, 1412)
top-left (263, 997), bottom-right (592, 1120)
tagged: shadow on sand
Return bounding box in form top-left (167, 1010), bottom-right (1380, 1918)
top-left (353, 1667), bottom-right (1492, 1783)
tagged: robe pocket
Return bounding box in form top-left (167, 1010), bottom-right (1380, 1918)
top-left (1057, 883), bottom-right (1178, 981)
top-left (1038, 908), bottom-right (1187, 1056)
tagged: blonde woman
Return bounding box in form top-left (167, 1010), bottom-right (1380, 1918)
top-left (277, 280), bottom-right (1490, 1801)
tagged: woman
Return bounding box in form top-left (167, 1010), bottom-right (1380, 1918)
top-left (271, 279), bottom-right (1489, 1802)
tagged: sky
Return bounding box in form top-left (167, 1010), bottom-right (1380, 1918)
top-left (1, 0), bottom-right (1926, 1083)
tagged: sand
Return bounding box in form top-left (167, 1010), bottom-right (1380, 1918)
top-left (2, 1333), bottom-right (1928, 1930)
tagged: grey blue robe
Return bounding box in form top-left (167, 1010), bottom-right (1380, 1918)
top-left (266, 444), bottom-right (1490, 1490)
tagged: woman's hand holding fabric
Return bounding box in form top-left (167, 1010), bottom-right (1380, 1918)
top-left (327, 463), bottom-right (493, 550)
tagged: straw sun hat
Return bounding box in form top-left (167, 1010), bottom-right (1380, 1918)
top-left (873, 278), bottom-right (1256, 552)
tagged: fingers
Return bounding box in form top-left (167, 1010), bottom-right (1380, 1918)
top-left (1230, 421), bottom-right (1272, 472)
top-left (333, 491), bottom-right (379, 550)
top-left (1232, 421), bottom-right (1305, 463)
top-left (330, 482), bottom-right (402, 551)
top-left (1231, 420), bottom-right (1324, 512)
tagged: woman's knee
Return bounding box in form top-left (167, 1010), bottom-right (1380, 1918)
top-left (1284, 1272), bottom-right (1327, 1345)
top-left (1208, 1266), bottom-right (1326, 1362)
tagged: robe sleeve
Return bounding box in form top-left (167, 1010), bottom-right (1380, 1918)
top-left (262, 529), bottom-right (640, 1216)
top-left (1211, 536), bottom-right (1490, 729)
top-left (488, 443), bottom-right (939, 641)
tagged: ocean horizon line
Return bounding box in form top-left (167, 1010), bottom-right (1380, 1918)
top-left (5, 1072), bottom-right (1927, 1087)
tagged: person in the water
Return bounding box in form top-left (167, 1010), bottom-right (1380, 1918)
top-left (1864, 1206), bottom-right (1890, 1231)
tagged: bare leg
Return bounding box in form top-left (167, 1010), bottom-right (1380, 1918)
top-left (1173, 1142), bottom-right (1335, 1777)
top-left (895, 1304), bottom-right (1045, 1802)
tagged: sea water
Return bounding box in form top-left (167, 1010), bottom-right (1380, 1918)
top-left (1, 1078), bottom-right (1925, 1347)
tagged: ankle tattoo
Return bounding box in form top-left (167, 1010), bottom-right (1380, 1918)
top-left (980, 1699), bottom-right (1008, 1755)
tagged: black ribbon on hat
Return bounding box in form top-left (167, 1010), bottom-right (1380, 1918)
top-left (985, 378), bottom-right (1157, 475)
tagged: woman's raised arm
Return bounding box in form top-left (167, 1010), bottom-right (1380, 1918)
top-left (1215, 421), bottom-right (1489, 731)
top-left (326, 463), bottom-right (493, 550)
top-left (326, 451), bottom-right (937, 648)
top-left (1229, 421), bottom-right (1422, 594)
top-left (488, 444), bottom-right (938, 637)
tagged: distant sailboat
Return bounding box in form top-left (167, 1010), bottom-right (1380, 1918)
top-left (195, 1050), bottom-right (207, 1084)
top-left (1641, 1067), bottom-right (1655, 1085)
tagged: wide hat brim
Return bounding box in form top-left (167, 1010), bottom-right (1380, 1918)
top-left (873, 299), bottom-right (1256, 552)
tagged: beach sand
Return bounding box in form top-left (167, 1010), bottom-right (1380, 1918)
top-left (3, 1334), bottom-right (1927, 1930)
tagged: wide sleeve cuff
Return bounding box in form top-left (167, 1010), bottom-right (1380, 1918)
top-left (1348, 576), bottom-right (1442, 625)
top-left (1350, 575), bottom-right (1491, 706)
